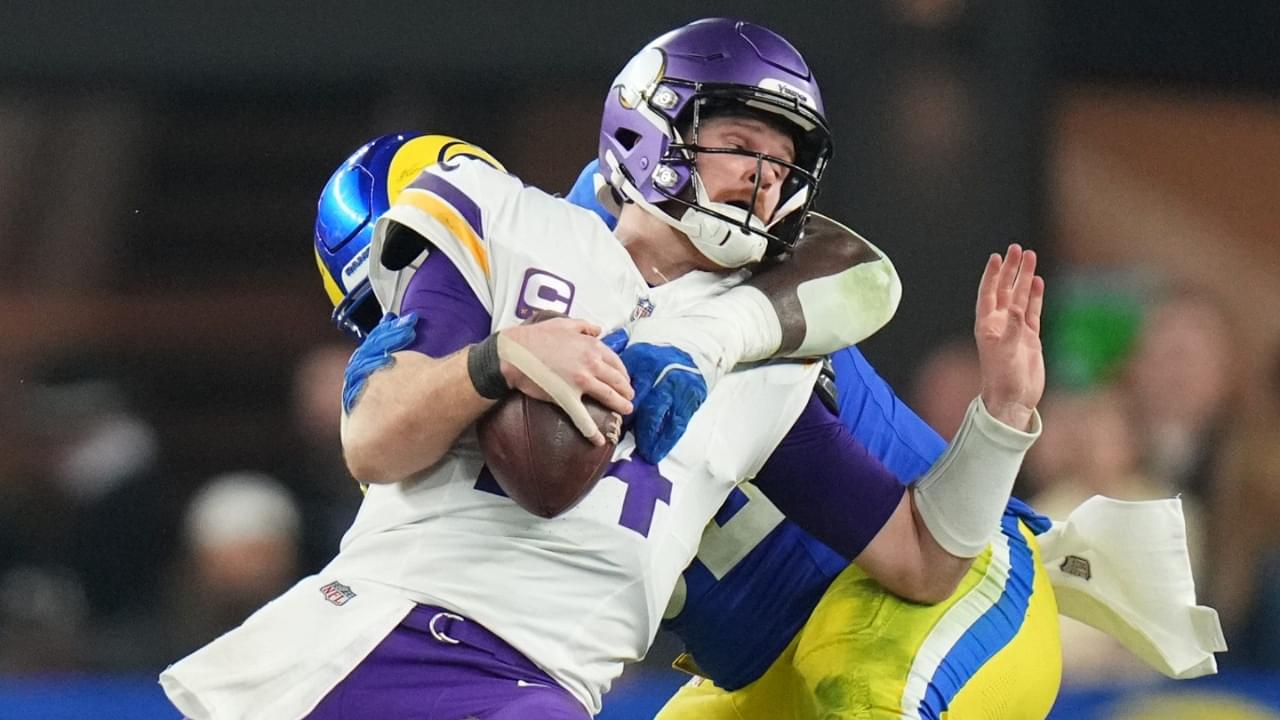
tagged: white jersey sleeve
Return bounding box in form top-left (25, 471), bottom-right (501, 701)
top-left (368, 156), bottom-right (512, 318)
top-left (368, 156), bottom-right (647, 336)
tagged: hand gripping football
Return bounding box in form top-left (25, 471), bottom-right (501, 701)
top-left (476, 313), bottom-right (623, 518)
top-left (477, 393), bottom-right (621, 518)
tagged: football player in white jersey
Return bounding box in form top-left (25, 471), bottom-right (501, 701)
top-left (160, 19), bottom-right (1048, 720)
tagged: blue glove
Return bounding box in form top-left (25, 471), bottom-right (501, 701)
top-left (619, 343), bottom-right (708, 463)
top-left (601, 327), bottom-right (629, 354)
top-left (342, 312), bottom-right (418, 413)
top-left (566, 159), bottom-right (618, 230)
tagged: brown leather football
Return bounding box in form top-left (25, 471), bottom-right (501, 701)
top-left (476, 392), bottom-right (622, 519)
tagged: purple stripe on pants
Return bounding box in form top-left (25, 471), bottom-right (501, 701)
top-left (306, 605), bottom-right (588, 720)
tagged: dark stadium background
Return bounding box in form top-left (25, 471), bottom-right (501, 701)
top-left (0, 1), bottom-right (1277, 717)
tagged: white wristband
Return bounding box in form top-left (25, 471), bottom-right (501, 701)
top-left (912, 396), bottom-right (1042, 558)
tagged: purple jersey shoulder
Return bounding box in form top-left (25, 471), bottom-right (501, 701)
top-left (752, 392), bottom-right (906, 560)
top-left (396, 245), bottom-right (491, 358)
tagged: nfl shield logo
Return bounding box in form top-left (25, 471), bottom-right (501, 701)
top-left (320, 580), bottom-right (358, 606)
top-left (631, 296), bottom-right (655, 321)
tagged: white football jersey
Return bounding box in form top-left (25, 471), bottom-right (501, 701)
top-left (329, 157), bottom-right (818, 713)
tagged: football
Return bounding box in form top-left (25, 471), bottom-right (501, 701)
top-left (477, 391), bottom-right (622, 519)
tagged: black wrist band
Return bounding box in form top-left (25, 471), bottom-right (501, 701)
top-left (467, 333), bottom-right (508, 399)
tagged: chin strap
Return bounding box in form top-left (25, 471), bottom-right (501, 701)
top-left (604, 150), bottom-right (769, 268)
top-left (767, 185), bottom-right (809, 233)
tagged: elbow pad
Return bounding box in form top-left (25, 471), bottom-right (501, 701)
top-left (785, 238), bottom-right (901, 358)
top-left (912, 396), bottom-right (1041, 558)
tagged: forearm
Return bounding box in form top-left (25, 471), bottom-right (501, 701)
top-left (854, 493), bottom-right (971, 604)
top-left (627, 215), bottom-right (901, 387)
top-left (908, 492), bottom-right (973, 599)
top-left (342, 349), bottom-right (494, 484)
top-left (850, 396), bottom-right (1038, 604)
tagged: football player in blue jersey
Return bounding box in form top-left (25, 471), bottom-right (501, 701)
top-left (569, 157), bottom-right (1220, 717)
top-left (569, 158), bottom-right (1063, 719)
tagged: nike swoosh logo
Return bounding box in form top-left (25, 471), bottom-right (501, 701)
top-left (516, 680), bottom-right (549, 688)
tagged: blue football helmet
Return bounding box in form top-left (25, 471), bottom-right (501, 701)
top-left (314, 133), bottom-right (504, 338)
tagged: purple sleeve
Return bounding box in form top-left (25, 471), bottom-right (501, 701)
top-left (752, 393), bottom-right (907, 560)
top-left (397, 248), bottom-right (493, 358)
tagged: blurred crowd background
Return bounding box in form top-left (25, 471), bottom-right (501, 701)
top-left (1, 1), bottom-right (1278, 717)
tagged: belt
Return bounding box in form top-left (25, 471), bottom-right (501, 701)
top-left (401, 604), bottom-right (534, 669)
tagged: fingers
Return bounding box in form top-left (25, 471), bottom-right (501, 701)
top-left (978, 244), bottom-right (1041, 315)
top-left (548, 318), bottom-right (630, 399)
top-left (597, 349), bottom-right (634, 400)
top-left (976, 253), bottom-right (1002, 318)
top-left (583, 338), bottom-right (634, 403)
top-left (568, 319), bottom-right (602, 337)
top-left (995, 244), bottom-right (1022, 309)
top-left (538, 316), bottom-right (603, 337)
top-left (585, 377), bottom-right (635, 417)
top-left (597, 363), bottom-right (634, 404)
top-left (1010, 249), bottom-right (1037, 311)
top-left (1026, 275), bottom-right (1045, 333)
top-left (561, 394), bottom-right (608, 447)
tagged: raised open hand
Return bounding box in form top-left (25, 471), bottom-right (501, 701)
top-left (974, 244), bottom-right (1045, 431)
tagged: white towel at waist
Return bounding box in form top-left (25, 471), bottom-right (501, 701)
top-left (1037, 495), bottom-right (1226, 680)
top-left (160, 574), bottom-right (415, 720)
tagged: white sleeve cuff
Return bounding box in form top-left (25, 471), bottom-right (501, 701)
top-left (912, 396), bottom-right (1040, 558)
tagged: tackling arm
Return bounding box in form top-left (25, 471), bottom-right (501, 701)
top-left (567, 161), bottom-right (901, 461)
top-left (751, 390), bottom-right (1039, 604)
top-left (611, 216), bottom-right (899, 462)
top-left (625, 212), bottom-right (901, 385)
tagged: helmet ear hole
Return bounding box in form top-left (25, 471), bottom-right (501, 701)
top-left (614, 128), bottom-right (641, 151)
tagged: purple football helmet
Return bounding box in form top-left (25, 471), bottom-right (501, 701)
top-left (598, 18), bottom-right (832, 267)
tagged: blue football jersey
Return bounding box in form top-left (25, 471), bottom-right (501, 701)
top-left (565, 161), bottom-right (1050, 690)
